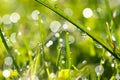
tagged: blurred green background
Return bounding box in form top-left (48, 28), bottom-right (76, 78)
top-left (0, 0), bottom-right (120, 80)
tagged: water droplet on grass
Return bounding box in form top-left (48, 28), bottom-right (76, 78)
top-left (95, 65), bottom-right (104, 75)
top-left (2, 14), bottom-right (11, 25)
top-left (64, 8), bottom-right (73, 17)
top-left (50, 73), bottom-right (56, 78)
top-left (81, 33), bottom-right (87, 38)
top-left (46, 40), bottom-right (53, 47)
top-left (62, 60), bottom-right (65, 64)
top-left (97, 8), bottom-right (101, 12)
top-left (55, 33), bottom-right (60, 38)
top-left (14, 49), bottom-right (20, 55)
top-left (50, 21), bottom-right (61, 32)
top-left (31, 10), bottom-right (40, 20)
top-left (18, 31), bottom-right (22, 36)
top-left (10, 12), bottom-right (20, 23)
top-left (82, 60), bottom-right (87, 64)
top-left (107, 52), bottom-right (111, 56)
top-left (10, 32), bottom-right (16, 43)
top-left (63, 23), bottom-right (68, 30)
top-left (59, 38), bottom-right (63, 42)
top-left (87, 26), bottom-right (91, 31)
top-left (83, 8), bottom-right (93, 18)
top-left (111, 63), bottom-right (115, 67)
top-left (2, 69), bottom-right (10, 78)
top-left (95, 44), bottom-right (103, 48)
top-left (112, 35), bottom-right (116, 41)
top-left (115, 74), bottom-right (120, 80)
top-left (69, 35), bottom-right (75, 44)
top-left (4, 56), bottom-right (13, 66)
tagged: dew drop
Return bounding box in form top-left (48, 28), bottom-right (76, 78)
top-left (14, 49), bottom-right (20, 55)
top-left (18, 31), bottom-right (22, 36)
top-left (107, 52), bottom-right (111, 56)
top-left (50, 73), bottom-right (56, 78)
top-left (59, 38), bottom-right (64, 43)
top-left (95, 44), bottom-right (103, 48)
top-left (97, 8), bottom-right (101, 12)
top-left (95, 65), bottom-right (104, 75)
top-left (4, 56), bottom-right (13, 66)
top-left (115, 74), bottom-right (120, 80)
top-left (111, 63), bottom-right (115, 67)
top-left (101, 60), bottom-right (105, 64)
top-left (10, 12), bottom-right (20, 23)
top-left (83, 8), bottom-right (93, 18)
top-left (46, 40), bottom-right (53, 47)
top-left (31, 75), bottom-right (39, 80)
top-left (31, 10), bottom-right (40, 20)
top-left (112, 35), bottom-right (116, 41)
top-left (82, 60), bottom-right (87, 64)
top-left (64, 8), bottom-right (73, 17)
top-left (62, 60), bottom-right (65, 64)
top-left (10, 32), bottom-right (16, 43)
top-left (63, 23), bottom-right (68, 30)
top-left (81, 33), bottom-right (87, 38)
top-left (55, 33), bottom-right (60, 38)
top-left (2, 69), bottom-right (10, 78)
top-left (87, 26), bottom-right (91, 31)
top-left (2, 14), bottom-right (11, 25)
top-left (50, 21), bottom-right (61, 32)
top-left (68, 35), bottom-right (75, 44)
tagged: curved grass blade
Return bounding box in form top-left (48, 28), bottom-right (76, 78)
top-left (35, 0), bottom-right (120, 60)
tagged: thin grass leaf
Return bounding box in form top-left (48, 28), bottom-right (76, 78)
top-left (65, 32), bottom-right (71, 69)
top-left (0, 28), bottom-right (21, 75)
top-left (35, 0), bottom-right (120, 60)
top-left (56, 37), bottom-right (62, 67)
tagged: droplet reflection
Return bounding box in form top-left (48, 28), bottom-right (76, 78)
top-left (4, 56), bottom-right (13, 66)
top-left (2, 69), bottom-right (10, 78)
top-left (10, 12), bottom-right (20, 23)
top-left (31, 10), bottom-right (40, 20)
top-left (95, 65), bottom-right (104, 76)
top-left (50, 21), bottom-right (61, 32)
top-left (83, 8), bottom-right (93, 18)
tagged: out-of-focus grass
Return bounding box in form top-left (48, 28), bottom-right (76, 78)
top-left (0, 0), bottom-right (120, 80)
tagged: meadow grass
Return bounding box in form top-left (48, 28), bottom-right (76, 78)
top-left (0, 0), bottom-right (120, 80)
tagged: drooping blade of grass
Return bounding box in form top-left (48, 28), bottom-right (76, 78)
top-left (0, 28), bottom-right (21, 75)
top-left (65, 32), bottom-right (71, 69)
top-left (35, 0), bottom-right (120, 60)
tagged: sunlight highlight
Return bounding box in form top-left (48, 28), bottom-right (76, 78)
top-left (83, 8), bottom-right (93, 18)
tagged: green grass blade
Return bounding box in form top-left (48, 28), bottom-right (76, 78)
top-left (35, 0), bottom-right (120, 60)
top-left (65, 32), bottom-right (71, 69)
top-left (56, 37), bottom-right (62, 67)
top-left (0, 28), bottom-right (21, 75)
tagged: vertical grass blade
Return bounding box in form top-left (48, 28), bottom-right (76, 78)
top-left (0, 28), bottom-right (21, 75)
top-left (65, 32), bottom-right (71, 69)
top-left (35, 0), bottom-right (120, 60)
top-left (56, 37), bottom-right (62, 67)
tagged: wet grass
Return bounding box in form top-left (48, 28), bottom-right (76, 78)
top-left (0, 0), bottom-right (120, 80)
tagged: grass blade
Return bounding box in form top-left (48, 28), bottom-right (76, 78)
top-left (35, 0), bottom-right (120, 60)
top-left (0, 28), bottom-right (21, 75)
top-left (65, 32), bottom-right (71, 69)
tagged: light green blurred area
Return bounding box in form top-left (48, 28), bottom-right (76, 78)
top-left (0, 0), bottom-right (120, 79)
